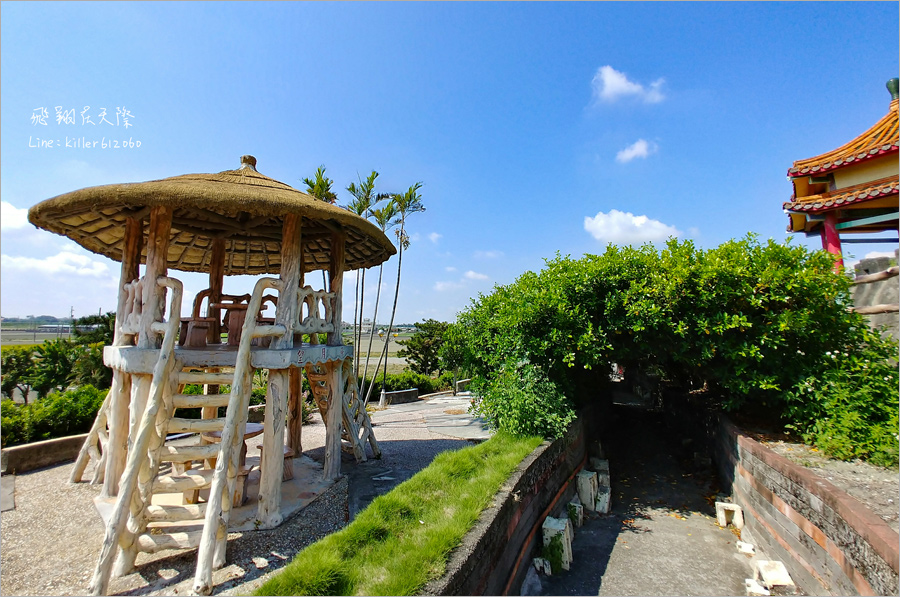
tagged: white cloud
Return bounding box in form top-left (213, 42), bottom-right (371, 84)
top-left (615, 139), bottom-right (658, 163)
top-left (591, 65), bottom-right (666, 104)
top-left (428, 232), bottom-right (442, 244)
top-left (584, 209), bottom-right (681, 245)
top-left (1, 202), bottom-right (30, 230)
top-left (408, 232), bottom-right (421, 243)
top-left (688, 227), bottom-right (700, 237)
top-left (445, 266), bottom-right (457, 272)
top-left (1, 250), bottom-right (112, 277)
top-left (434, 280), bottom-right (465, 292)
top-left (864, 251), bottom-right (896, 259)
top-left (464, 270), bottom-right (489, 281)
top-left (474, 250), bottom-right (504, 259)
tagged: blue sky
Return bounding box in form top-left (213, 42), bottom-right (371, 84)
top-left (2, 2), bottom-right (898, 323)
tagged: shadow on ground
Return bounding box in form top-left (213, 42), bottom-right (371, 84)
top-left (538, 404), bottom-right (753, 597)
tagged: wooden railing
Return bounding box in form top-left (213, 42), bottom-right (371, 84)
top-left (90, 276), bottom-right (183, 595)
top-left (193, 277), bottom-right (286, 595)
top-left (295, 285), bottom-right (336, 341)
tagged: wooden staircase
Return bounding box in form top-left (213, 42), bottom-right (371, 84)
top-left (88, 277), bottom-right (288, 595)
top-left (305, 363), bottom-right (380, 462)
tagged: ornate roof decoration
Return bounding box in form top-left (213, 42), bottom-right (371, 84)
top-left (783, 175), bottom-right (899, 213)
top-left (788, 99), bottom-right (898, 178)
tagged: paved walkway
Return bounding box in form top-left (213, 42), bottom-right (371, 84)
top-left (343, 392), bottom-right (491, 519)
top-left (538, 405), bottom-right (757, 596)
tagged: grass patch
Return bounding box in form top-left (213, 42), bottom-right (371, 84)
top-left (255, 431), bottom-right (542, 596)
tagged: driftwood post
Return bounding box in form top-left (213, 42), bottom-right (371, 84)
top-left (102, 216), bottom-right (143, 497)
top-left (207, 238), bottom-right (226, 344)
top-left (257, 214), bottom-right (301, 527)
top-left (323, 232), bottom-right (346, 481)
top-left (129, 207), bottom-right (172, 441)
top-left (287, 367), bottom-right (303, 454)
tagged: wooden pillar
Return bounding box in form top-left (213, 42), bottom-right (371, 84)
top-left (257, 214), bottom-right (301, 527)
top-left (131, 207), bottom-right (172, 438)
top-left (821, 212), bottom-right (844, 271)
top-left (327, 233), bottom-right (345, 346)
top-left (101, 217), bottom-right (143, 498)
top-left (286, 367), bottom-right (303, 454)
top-left (323, 360), bottom-right (343, 481)
top-left (207, 238), bottom-right (226, 344)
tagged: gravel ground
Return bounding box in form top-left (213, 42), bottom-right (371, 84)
top-left (0, 400), bottom-right (471, 597)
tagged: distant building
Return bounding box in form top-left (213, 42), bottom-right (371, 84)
top-left (783, 78), bottom-right (899, 268)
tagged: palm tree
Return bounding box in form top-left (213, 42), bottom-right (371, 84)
top-left (345, 171), bottom-right (381, 377)
top-left (303, 166), bottom-right (338, 289)
top-left (366, 183), bottom-right (425, 407)
top-left (302, 166), bottom-right (338, 204)
top-left (360, 202), bottom-right (399, 404)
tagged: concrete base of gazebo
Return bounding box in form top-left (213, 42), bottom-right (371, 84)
top-left (93, 452), bottom-right (336, 535)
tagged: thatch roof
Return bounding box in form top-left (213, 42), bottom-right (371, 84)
top-left (27, 157), bottom-right (396, 275)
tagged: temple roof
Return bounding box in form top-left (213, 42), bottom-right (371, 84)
top-left (787, 99), bottom-right (898, 178)
top-left (783, 175), bottom-right (899, 213)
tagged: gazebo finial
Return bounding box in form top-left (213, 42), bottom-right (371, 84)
top-left (240, 154), bottom-right (258, 171)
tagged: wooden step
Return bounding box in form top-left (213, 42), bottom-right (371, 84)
top-left (145, 503), bottom-right (207, 522)
top-left (178, 371), bottom-right (234, 385)
top-left (159, 443), bottom-right (220, 463)
top-left (136, 530), bottom-right (202, 553)
top-left (153, 468), bottom-right (215, 492)
top-left (167, 417), bottom-right (227, 434)
top-left (172, 393), bottom-right (231, 409)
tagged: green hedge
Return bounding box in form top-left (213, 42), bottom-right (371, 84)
top-left (1, 385), bottom-right (106, 447)
top-left (449, 236), bottom-right (898, 464)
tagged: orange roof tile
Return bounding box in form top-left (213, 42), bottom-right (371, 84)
top-left (788, 100), bottom-right (898, 178)
top-left (783, 175), bottom-right (899, 212)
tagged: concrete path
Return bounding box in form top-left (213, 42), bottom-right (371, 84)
top-left (0, 474), bottom-right (14, 512)
top-left (344, 393), bottom-right (491, 519)
top-left (539, 405), bottom-right (756, 596)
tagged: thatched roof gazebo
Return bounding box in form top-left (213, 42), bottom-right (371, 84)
top-left (27, 155), bottom-right (395, 596)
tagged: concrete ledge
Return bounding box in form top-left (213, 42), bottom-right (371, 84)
top-left (382, 388), bottom-right (419, 405)
top-left (1, 433), bottom-right (88, 474)
top-left (423, 418), bottom-right (586, 596)
top-left (714, 416), bottom-right (899, 596)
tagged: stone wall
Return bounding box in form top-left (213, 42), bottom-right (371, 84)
top-left (423, 418), bottom-right (586, 596)
top-left (852, 252), bottom-right (899, 342)
top-left (713, 416), bottom-right (899, 596)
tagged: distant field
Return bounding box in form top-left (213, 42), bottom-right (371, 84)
top-left (1, 331), bottom-right (72, 346)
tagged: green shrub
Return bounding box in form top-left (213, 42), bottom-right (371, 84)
top-left (784, 331), bottom-right (899, 467)
top-left (471, 363), bottom-right (575, 439)
top-left (448, 235), bottom-right (898, 462)
top-left (1, 385), bottom-right (106, 447)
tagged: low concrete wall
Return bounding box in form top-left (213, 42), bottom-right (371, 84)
top-left (1, 433), bottom-right (88, 474)
top-left (713, 416), bottom-right (899, 596)
top-left (382, 388), bottom-right (419, 405)
top-left (423, 418), bottom-right (586, 596)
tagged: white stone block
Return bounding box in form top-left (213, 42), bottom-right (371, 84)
top-left (576, 470), bottom-right (598, 512)
top-left (542, 516), bottom-right (573, 571)
top-left (567, 501), bottom-right (584, 527)
top-left (533, 557), bottom-right (552, 576)
top-left (716, 501), bottom-right (744, 529)
top-left (595, 484), bottom-right (611, 514)
top-left (597, 471), bottom-right (611, 488)
top-left (745, 578), bottom-right (770, 596)
top-left (755, 560), bottom-right (795, 591)
top-left (736, 541), bottom-right (755, 555)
